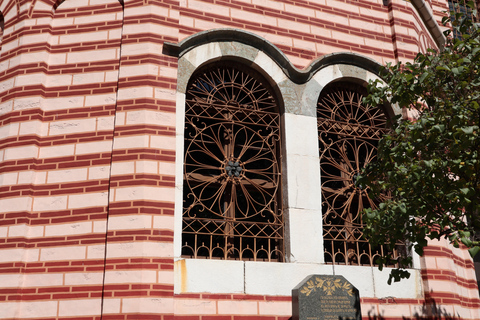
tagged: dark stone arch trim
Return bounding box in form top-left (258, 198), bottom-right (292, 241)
top-left (163, 28), bottom-right (383, 84)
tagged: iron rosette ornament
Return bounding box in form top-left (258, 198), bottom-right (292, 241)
top-left (183, 122), bottom-right (281, 221)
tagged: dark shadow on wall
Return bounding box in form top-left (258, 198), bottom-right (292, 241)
top-left (367, 299), bottom-right (457, 320)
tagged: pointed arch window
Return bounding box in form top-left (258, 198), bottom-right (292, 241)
top-left (181, 62), bottom-right (284, 262)
top-left (318, 82), bottom-right (404, 266)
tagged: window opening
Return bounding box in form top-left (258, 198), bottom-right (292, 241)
top-left (448, 0), bottom-right (477, 38)
top-left (318, 82), bottom-right (405, 266)
top-left (182, 62), bottom-right (284, 262)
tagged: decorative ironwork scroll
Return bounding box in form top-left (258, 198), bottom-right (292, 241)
top-left (318, 82), bottom-right (404, 266)
top-left (182, 62), bottom-right (284, 262)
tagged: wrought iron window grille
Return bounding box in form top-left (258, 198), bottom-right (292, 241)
top-left (318, 82), bottom-right (406, 266)
top-left (182, 62), bottom-right (284, 262)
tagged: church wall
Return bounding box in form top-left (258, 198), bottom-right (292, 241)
top-left (0, 0), bottom-right (477, 319)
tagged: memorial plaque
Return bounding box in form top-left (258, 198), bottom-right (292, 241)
top-left (292, 275), bottom-right (361, 320)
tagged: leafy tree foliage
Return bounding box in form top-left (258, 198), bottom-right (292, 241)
top-left (359, 2), bottom-right (480, 283)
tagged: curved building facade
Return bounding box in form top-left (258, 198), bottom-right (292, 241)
top-left (0, 0), bottom-right (478, 319)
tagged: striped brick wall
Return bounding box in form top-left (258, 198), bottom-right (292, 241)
top-left (1, 0), bottom-right (124, 318)
top-left (0, 0), bottom-right (478, 319)
top-left (178, 0), bottom-right (439, 66)
top-left (101, 0), bottom-right (179, 317)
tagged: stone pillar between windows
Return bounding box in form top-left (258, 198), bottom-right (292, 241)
top-left (283, 113), bottom-right (323, 264)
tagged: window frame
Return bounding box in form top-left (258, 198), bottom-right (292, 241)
top-left (173, 40), bottom-right (421, 298)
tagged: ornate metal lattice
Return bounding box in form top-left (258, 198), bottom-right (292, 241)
top-left (182, 62), bottom-right (284, 262)
top-left (318, 82), bottom-right (404, 266)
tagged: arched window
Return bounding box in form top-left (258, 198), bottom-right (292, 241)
top-left (182, 62), bottom-right (284, 262)
top-left (318, 81), bottom-right (403, 266)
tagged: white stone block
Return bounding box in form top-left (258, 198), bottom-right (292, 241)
top-left (106, 241), bottom-right (173, 259)
top-left (313, 65), bottom-right (342, 87)
top-left (72, 72), bottom-right (106, 85)
top-left (119, 63), bottom-right (159, 78)
top-left (287, 208), bottom-right (323, 263)
top-left (114, 186), bottom-right (175, 202)
top-left (3, 301), bottom-right (58, 319)
top-left (259, 300), bottom-right (292, 315)
top-left (244, 261), bottom-right (334, 296)
top-left (0, 122), bottom-right (19, 139)
top-left (32, 195), bottom-right (68, 212)
top-left (285, 154), bottom-right (322, 210)
top-left (60, 31), bottom-right (109, 45)
top-left (372, 267), bottom-right (422, 298)
top-left (126, 109), bottom-right (175, 127)
top-left (65, 272), bottom-right (104, 285)
top-left (57, 0), bottom-right (89, 8)
top-left (254, 51), bottom-right (287, 84)
top-left (93, 220), bottom-right (107, 233)
top-left (108, 215), bottom-right (152, 230)
top-left (4, 145), bottom-right (38, 160)
top-left (18, 171), bottom-right (46, 185)
top-left (113, 135), bottom-right (149, 149)
top-left (150, 135), bottom-right (175, 150)
top-left (104, 270), bottom-right (157, 284)
top-left (116, 86), bottom-right (154, 100)
top-left (85, 93), bottom-right (117, 107)
top-left (0, 171), bottom-right (18, 185)
top-left (67, 49), bottom-right (116, 64)
top-left (75, 141), bottom-right (113, 155)
top-left (284, 113), bottom-right (319, 157)
top-left (0, 274), bottom-right (22, 288)
top-left (111, 161), bottom-right (135, 175)
top-left (174, 298), bottom-right (216, 315)
top-left (102, 299), bottom-right (121, 314)
top-left (135, 160), bottom-right (158, 174)
top-left (47, 168), bottom-right (88, 184)
top-left (96, 116), bottom-right (115, 131)
top-left (174, 259), bottom-right (244, 294)
top-left (68, 192), bottom-right (109, 209)
top-left (87, 245), bottom-right (106, 259)
top-left (153, 215), bottom-right (174, 230)
top-left (42, 96), bottom-right (84, 112)
top-left (123, 298), bottom-right (174, 314)
top-left (40, 246), bottom-right (86, 261)
top-left (19, 120), bottom-right (49, 136)
top-left (154, 87), bottom-right (176, 100)
top-left (8, 224), bottom-right (44, 238)
top-left (59, 299), bottom-right (102, 317)
top-left (217, 300), bottom-right (258, 315)
top-left (332, 265), bottom-right (375, 298)
top-left (0, 248), bottom-right (39, 262)
top-left (88, 166), bottom-right (110, 180)
top-left (23, 273), bottom-right (64, 287)
top-left (158, 270), bottom-right (174, 285)
top-left (0, 197), bottom-right (33, 213)
top-left (39, 144), bottom-right (75, 158)
top-left (0, 78), bottom-right (14, 92)
top-left (33, 0), bottom-right (52, 11)
top-left (49, 118), bottom-right (96, 136)
top-left (45, 221), bottom-right (92, 237)
top-left (183, 42), bottom-right (222, 69)
top-left (0, 227), bottom-right (7, 238)
top-left (159, 162), bottom-right (175, 175)
top-left (0, 100), bottom-right (13, 115)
